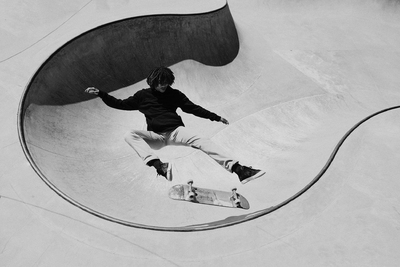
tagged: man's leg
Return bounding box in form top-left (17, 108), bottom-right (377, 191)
top-left (166, 127), bottom-right (238, 172)
top-left (124, 130), bottom-right (166, 165)
top-left (124, 129), bottom-right (172, 180)
top-left (166, 127), bottom-right (265, 183)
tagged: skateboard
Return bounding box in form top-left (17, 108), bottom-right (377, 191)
top-left (168, 180), bottom-right (250, 209)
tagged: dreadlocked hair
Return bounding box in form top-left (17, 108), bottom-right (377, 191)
top-left (146, 66), bottom-right (175, 88)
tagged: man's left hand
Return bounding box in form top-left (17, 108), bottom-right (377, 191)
top-left (220, 117), bottom-right (229, 125)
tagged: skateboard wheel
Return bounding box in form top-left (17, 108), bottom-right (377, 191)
top-left (187, 191), bottom-right (195, 201)
top-left (234, 198), bottom-right (241, 207)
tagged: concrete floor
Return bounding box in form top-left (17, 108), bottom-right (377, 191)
top-left (1, 0), bottom-right (400, 266)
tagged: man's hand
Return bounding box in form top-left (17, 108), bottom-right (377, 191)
top-left (220, 117), bottom-right (229, 125)
top-left (85, 87), bottom-right (99, 95)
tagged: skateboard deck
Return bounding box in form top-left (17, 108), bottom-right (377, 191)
top-left (168, 181), bottom-right (250, 209)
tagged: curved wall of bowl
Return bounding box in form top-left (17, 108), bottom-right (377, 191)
top-left (18, 3), bottom-right (240, 231)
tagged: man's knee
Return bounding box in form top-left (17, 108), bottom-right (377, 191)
top-left (124, 130), bottom-right (141, 143)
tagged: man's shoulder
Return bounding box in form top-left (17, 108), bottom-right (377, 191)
top-left (135, 88), bottom-right (152, 96)
top-left (168, 87), bottom-right (185, 96)
top-left (139, 88), bottom-right (151, 92)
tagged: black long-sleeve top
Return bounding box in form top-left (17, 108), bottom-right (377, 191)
top-left (98, 87), bottom-right (221, 133)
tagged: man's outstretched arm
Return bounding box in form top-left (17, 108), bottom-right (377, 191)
top-left (85, 87), bottom-right (139, 110)
top-left (178, 92), bottom-right (229, 125)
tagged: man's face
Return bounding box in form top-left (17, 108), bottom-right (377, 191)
top-left (155, 83), bottom-right (169, 93)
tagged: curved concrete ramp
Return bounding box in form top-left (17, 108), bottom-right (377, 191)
top-left (18, 0), bottom-right (400, 232)
top-left (19, 4), bottom-right (244, 230)
top-left (2, 0), bottom-right (400, 265)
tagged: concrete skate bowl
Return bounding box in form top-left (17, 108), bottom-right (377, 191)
top-left (18, 3), bottom-right (249, 231)
top-left (18, 1), bottom-right (400, 231)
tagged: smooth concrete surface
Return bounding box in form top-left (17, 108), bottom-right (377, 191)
top-left (1, 0), bottom-right (400, 266)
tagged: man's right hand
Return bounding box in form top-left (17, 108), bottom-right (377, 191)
top-left (85, 87), bottom-right (99, 95)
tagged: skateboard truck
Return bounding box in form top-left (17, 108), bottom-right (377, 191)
top-left (186, 180), bottom-right (196, 201)
top-left (231, 188), bottom-right (242, 207)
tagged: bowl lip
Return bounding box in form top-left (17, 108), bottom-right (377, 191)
top-left (16, 2), bottom-right (254, 232)
top-left (18, 1), bottom-right (400, 232)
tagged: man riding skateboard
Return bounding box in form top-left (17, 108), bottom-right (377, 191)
top-left (85, 66), bottom-right (265, 184)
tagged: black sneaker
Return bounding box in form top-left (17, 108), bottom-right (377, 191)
top-left (156, 162), bottom-right (172, 181)
top-left (237, 165), bottom-right (265, 184)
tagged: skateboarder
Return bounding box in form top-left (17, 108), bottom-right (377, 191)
top-left (85, 66), bottom-right (265, 184)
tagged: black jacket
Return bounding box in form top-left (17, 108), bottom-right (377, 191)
top-left (98, 87), bottom-right (221, 133)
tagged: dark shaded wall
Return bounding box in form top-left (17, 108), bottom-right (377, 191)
top-left (21, 4), bottom-right (239, 110)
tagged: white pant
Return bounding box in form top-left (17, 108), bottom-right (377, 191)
top-left (124, 126), bottom-right (238, 172)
